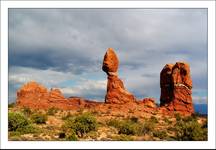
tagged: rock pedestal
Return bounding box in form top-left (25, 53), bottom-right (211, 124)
top-left (102, 48), bottom-right (136, 104)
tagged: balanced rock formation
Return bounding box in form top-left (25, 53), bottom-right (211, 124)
top-left (102, 48), bottom-right (136, 104)
top-left (160, 62), bottom-right (194, 114)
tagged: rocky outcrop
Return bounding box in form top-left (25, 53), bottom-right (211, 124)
top-left (49, 88), bottom-right (66, 102)
top-left (142, 98), bottom-right (156, 108)
top-left (160, 62), bottom-right (194, 114)
top-left (16, 81), bottom-right (100, 110)
top-left (16, 81), bottom-right (50, 109)
top-left (102, 48), bottom-right (136, 104)
top-left (15, 48), bottom-right (194, 116)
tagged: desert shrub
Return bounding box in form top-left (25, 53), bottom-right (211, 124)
top-left (8, 112), bottom-right (38, 135)
top-left (62, 112), bottom-right (74, 120)
top-left (175, 118), bottom-right (207, 141)
top-left (112, 134), bottom-right (134, 141)
top-left (182, 115), bottom-right (197, 122)
top-left (58, 130), bottom-right (78, 141)
top-left (202, 119), bottom-right (208, 128)
top-left (63, 113), bottom-right (97, 137)
top-left (153, 130), bottom-right (168, 139)
top-left (130, 116), bottom-right (139, 123)
top-left (106, 119), bottom-right (121, 128)
top-left (175, 113), bottom-right (182, 121)
top-left (150, 116), bottom-right (158, 123)
top-left (8, 102), bottom-right (16, 108)
top-left (16, 124), bottom-right (39, 134)
top-left (9, 112), bottom-right (30, 131)
top-left (22, 107), bottom-right (32, 117)
top-left (164, 117), bottom-right (172, 124)
top-left (66, 130), bottom-right (78, 141)
top-left (31, 113), bottom-right (48, 124)
top-left (118, 120), bottom-right (138, 135)
top-left (138, 120), bottom-right (155, 135)
top-left (59, 132), bottom-right (66, 139)
top-left (47, 107), bottom-right (59, 116)
top-left (107, 119), bottom-right (139, 135)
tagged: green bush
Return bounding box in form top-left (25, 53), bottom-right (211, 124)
top-left (175, 118), bottom-right (207, 141)
top-left (112, 134), bottom-right (134, 141)
top-left (9, 112), bottom-right (30, 131)
top-left (130, 116), bottom-right (139, 123)
top-left (62, 112), bottom-right (74, 120)
top-left (63, 113), bottom-right (97, 137)
top-left (164, 117), bottom-right (172, 124)
top-left (106, 119), bottom-right (121, 128)
top-left (16, 124), bottom-right (39, 134)
top-left (31, 113), bottom-right (48, 124)
top-left (8, 112), bottom-right (38, 135)
top-left (150, 116), bottom-right (158, 123)
top-left (22, 107), bottom-right (32, 117)
top-left (118, 120), bottom-right (139, 135)
top-left (8, 102), bottom-right (16, 108)
top-left (107, 119), bottom-right (139, 135)
top-left (175, 113), bottom-right (182, 121)
top-left (153, 130), bottom-right (168, 139)
top-left (66, 130), bottom-right (78, 141)
top-left (138, 120), bottom-right (155, 135)
top-left (59, 132), bottom-right (66, 139)
top-left (47, 107), bottom-right (59, 116)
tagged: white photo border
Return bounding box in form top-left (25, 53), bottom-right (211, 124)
top-left (1, 1), bottom-right (215, 149)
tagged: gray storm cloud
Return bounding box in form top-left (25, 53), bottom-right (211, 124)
top-left (9, 8), bottom-right (208, 104)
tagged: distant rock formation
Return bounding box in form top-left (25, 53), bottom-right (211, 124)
top-left (15, 48), bottom-right (194, 116)
top-left (160, 62), bottom-right (194, 114)
top-left (102, 48), bottom-right (136, 104)
top-left (16, 81), bottom-right (99, 110)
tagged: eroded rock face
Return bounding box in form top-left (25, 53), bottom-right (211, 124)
top-left (160, 64), bottom-right (174, 106)
top-left (16, 81), bottom-right (50, 109)
top-left (160, 62), bottom-right (194, 114)
top-left (142, 98), bottom-right (156, 108)
top-left (16, 81), bottom-right (101, 110)
top-left (102, 48), bottom-right (136, 104)
top-left (49, 88), bottom-right (66, 102)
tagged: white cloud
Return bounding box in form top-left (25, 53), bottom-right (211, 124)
top-left (61, 79), bottom-right (106, 100)
top-left (9, 66), bottom-right (74, 86)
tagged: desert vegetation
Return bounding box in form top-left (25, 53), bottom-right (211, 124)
top-left (8, 105), bottom-right (207, 141)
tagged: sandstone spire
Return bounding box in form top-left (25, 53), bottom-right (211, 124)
top-left (160, 62), bottom-right (194, 114)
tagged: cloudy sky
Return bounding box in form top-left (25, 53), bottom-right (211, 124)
top-left (9, 8), bottom-right (207, 104)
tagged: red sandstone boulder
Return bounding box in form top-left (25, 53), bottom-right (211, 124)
top-left (160, 62), bottom-right (194, 114)
top-left (102, 48), bottom-right (119, 75)
top-left (102, 48), bottom-right (136, 104)
top-left (142, 98), bottom-right (156, 108)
